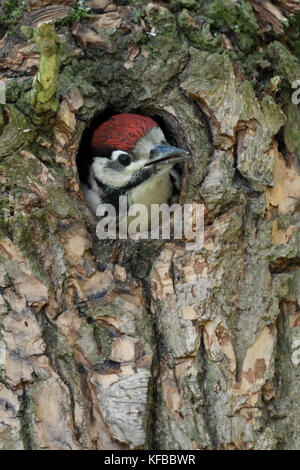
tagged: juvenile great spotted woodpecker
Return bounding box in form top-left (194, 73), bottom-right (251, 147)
top-left (80, 113), bottom-right (190, 231)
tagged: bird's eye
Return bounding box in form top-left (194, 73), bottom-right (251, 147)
top-left (118, 154), bottom-right (131, 166)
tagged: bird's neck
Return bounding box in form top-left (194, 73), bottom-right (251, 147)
top-left (128, 167), bottom-right (172, 208)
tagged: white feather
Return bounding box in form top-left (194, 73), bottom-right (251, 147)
top-left (92, 157), bottom-right (148, 188)
top-left (80, 182), bottom-right (102, 214)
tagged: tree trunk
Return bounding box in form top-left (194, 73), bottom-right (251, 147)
top-left (1, 0), bottom-right (300, 450)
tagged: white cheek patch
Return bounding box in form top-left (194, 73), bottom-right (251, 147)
top-left (92, 158), bottom-right (108, 183)
top-left (92, 157), bottom-right (149, 188)
top-left (91, 158), bottom-right (128, 187)
top-left (123, 159), bottom-right (147, 176)
top-left (92, 158), bottom-right (130, 187)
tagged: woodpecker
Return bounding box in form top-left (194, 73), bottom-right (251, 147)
top-left (80, 113), bottom-right (190, 232)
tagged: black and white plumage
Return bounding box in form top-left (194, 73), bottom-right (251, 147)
top-left (79, 113), bottom-right (190, 231)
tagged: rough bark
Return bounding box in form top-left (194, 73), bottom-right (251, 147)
top-left (0, 0), bottom-right (300, 450)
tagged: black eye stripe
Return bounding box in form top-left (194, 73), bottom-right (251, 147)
top-left (118, 154), bottom-right (131, 166)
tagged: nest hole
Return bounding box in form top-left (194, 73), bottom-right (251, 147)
top-left (76, 105), bottom-right (189, 194)
top-left (76, 106), bottom-right (118, 185)
top-left (76, 106), bottom-right (191, 275)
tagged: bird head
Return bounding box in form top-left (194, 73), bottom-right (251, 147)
top-left (88, 113), bottom-right (190, 192)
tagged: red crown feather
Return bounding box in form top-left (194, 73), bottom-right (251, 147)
top-left (91, 113), bottom-right (158, 153)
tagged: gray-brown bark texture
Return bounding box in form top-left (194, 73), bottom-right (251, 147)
top-left (0, 0), bottom-right (300, 450)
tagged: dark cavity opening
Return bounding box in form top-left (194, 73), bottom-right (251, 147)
top-left (76, 106), bottom-right (189, 189)
top-left (76, 107), bottom-right (119, 185)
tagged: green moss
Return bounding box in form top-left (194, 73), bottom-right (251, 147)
top-left (179, 0), bottom-right (197, 8)
top-left (46, 186), bottom-right (79, 219)
top-left (0, 0), bottom-right (25, 35)
top-left (288, 271), bottom-right (300, 300)
top-left (5, 79), bottom-right (21, 103)
top-left (283, 102), bottom-right (300, 157)
top-left (169, 0), bottom-right (198, 12)
top-left (205, 0), bottom-right (259, 52)
top-left (25, 23), bottom-right (62, 115)
top-left (57, 63), bottom-right (99, 98)
top-left (0, 106), bottom-right (4, 130)
top-left (287, 11), bottom-right (300, 58)
top-left (93, 325), bottom-right (113, 360)
top-left (0, 105), bottom-right (36, 160)
top-left (240, 51), bottom-right (271, 88)
top-left (178, 10), bottom-right (222, 52)
top-left (0, 152), bottom-right (42, 186)
top-left (12, 216), bottom-right (45, 271)
top-left (134, 3), bottom-right (189, 86)
top-left (145, 4), bottom-right (178, 57)
top-left (267, 41), bottom-right (300, 85)
top-left (59, 0), bottom-right (93, 25)
top-left (132, 7), bottom-right (144, 24)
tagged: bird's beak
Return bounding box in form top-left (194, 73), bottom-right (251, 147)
top-left (145, 145), bottom-right (190, 168)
